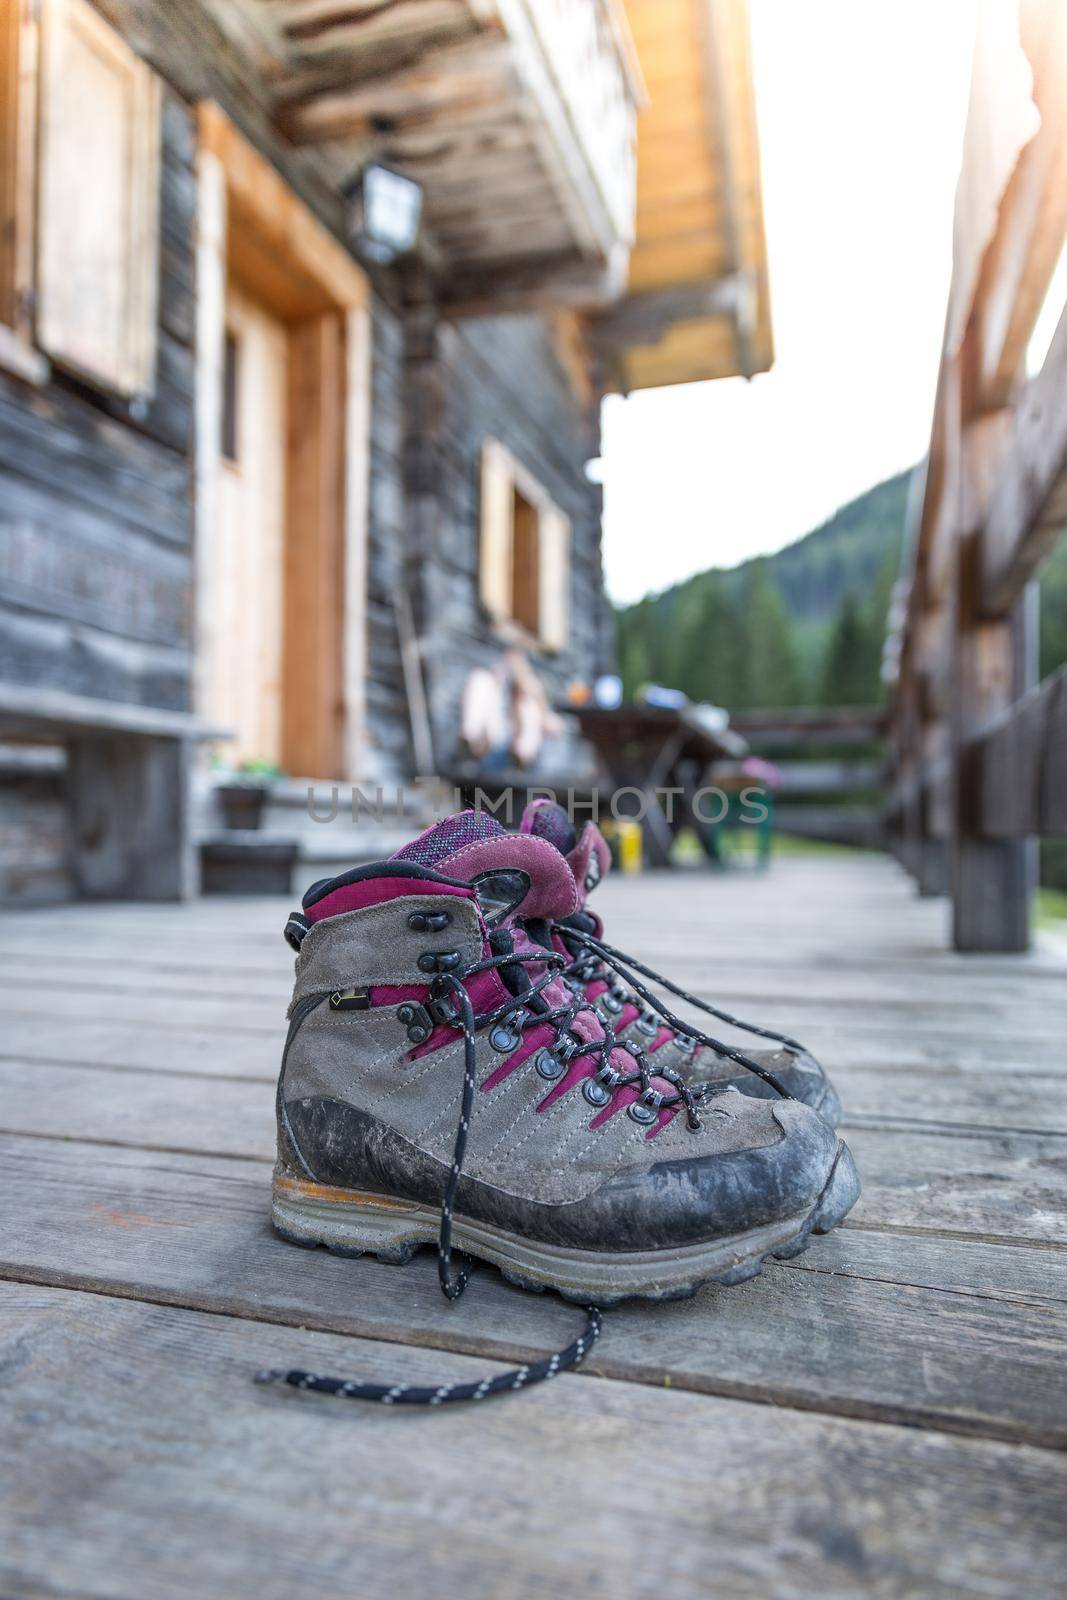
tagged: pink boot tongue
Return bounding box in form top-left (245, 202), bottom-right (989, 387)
top-left (391, 810), bottom-right (578, 921)
top-left (520, 799), bottom-right (612, 908)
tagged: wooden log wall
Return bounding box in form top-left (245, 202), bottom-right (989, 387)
top-left (363, 298), bottom-right (414, 784)
top-left (405, 310), bottom-right (611, 773)
top-left (0, 89), bottom-right (196, 713)
top-left (0, 0), bottom-right (619, 902)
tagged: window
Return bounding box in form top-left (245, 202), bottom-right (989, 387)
top-left (221, 330), bottom-right (239, 461)
top-left (479, 438), bottom-right (570, 653)
top-left (510, 484), bottom-right (540, 636)
top-left (0, 0), bottom-right (160, 394)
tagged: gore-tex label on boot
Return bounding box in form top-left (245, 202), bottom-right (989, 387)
top-left (329, 987), bottom-right (371, 1011)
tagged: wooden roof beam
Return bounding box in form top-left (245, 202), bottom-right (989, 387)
top-left (277, 34), bottom-right (512, 144)
top-left (439, 248), bottom-right (627, 318)
top-left (590, 272), bottom-right (749, 357)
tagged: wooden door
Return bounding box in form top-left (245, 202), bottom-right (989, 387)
top-left (207, 281), bottom-right (287, 768)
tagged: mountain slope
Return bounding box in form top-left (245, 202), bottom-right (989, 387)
top-left (615, 470), bottom-right (911, 710)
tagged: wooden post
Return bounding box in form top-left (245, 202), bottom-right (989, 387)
top-left (917, 608), bottom-right (950, 898)
top-left (950, 402), bottom-right (1036, 952)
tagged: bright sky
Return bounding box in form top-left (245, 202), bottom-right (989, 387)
top-left (601, 0), bottom-right (978, 605)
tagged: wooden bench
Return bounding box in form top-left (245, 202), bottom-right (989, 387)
top-left (0, 685), bottom-right (225, 900)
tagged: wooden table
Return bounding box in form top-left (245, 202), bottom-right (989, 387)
top-left (574, 703), bottom-right (746, 865)
top-left (2, 856), bottom-right (1067, 1597)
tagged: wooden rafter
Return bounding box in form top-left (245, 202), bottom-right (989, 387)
top-left (591, 273), bottom-right (747, 357)
top-left (278, 33), bottom-right (512, 143)
top-left (439, 249), bottom-right (625, 317)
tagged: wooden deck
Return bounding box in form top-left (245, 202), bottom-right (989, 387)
top-left (2, 853), bottom-right (1066, 1598)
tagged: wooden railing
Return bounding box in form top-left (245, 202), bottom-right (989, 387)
top-left (730, 707), bottom-right (886, 849)
top-left (883, 1), bottom-right (1067, 951)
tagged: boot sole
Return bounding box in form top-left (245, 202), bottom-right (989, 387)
top-left (271, 1140), bottom-right (860, 1306)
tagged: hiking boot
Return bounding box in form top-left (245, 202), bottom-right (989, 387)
top-left (516, 800), bottom-right (843, 1126)
top-left (274, 810), bottom-right (859, 1308)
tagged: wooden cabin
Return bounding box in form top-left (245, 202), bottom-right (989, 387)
top-left (0, 0), bottom-right (772, 900)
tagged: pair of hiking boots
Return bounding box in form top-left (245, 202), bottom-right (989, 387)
top-left (261, 804), bottom-right (859, 1405)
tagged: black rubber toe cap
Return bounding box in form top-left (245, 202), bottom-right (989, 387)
top-left (586, 1100), bottom-right (843, 1250)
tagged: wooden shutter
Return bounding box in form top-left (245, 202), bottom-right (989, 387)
top-left (480, 438), bottom-right (514, 623)
top-left (538, 505), bottom-right (570, 652)
top-left (36, 0), bottom-right (160, 395)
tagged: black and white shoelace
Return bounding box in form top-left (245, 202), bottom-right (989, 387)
top-left (256, 940), bottom-right (790, 1407)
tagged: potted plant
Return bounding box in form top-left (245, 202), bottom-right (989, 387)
top-left (216, 758), bottom-right (283, 831)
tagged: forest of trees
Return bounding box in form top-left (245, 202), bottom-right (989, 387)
top-left (616, 468), bottom-right (1067, 891)
top-left (616, 472), bottom-right (909, 710)
top-left (616, 466), bottom-right (1067, 713)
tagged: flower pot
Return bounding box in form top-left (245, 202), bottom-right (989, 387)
top-left (217, 782), bottom-right (270, 831)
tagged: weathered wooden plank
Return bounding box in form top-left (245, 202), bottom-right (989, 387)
top-left (1, 1136), bottom-right (1066, 1448)
top-left (5, 1058), bottom-right (1067, 1167)
top-left (3, 1285), bottom-right (1065, 1600)
top-left (4, 977), bottom-right (1062, 1062)
top-left (4, 1058), bottom-right (1064, 1243)
top-left (0, 471), bottom-right (192, 649)
top-left (6, 928), bottom-right (1067, 991)
top-left (846, 1123), bottom-right (1067, 1245)
top-left (0, 1017), bottom-right (277, 1078)
top-left (839, 1067), bottom-right (1067, 1134)
top-left (0, 1059), bottom-right (277, 1155)
top-left (6, 1010), bottom-right (1061, 1085)
top-left (0, 617), bottom-right (190, 720)
top-left (0, 376), bottom-right (190, 545)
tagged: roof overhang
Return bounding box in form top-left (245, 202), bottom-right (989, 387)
top-left (202, 0), bottom-right (645, 310)
top-left (597, 0), bottom-right (774, 391)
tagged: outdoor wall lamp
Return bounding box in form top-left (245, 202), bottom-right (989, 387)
top-left (344, 162), bottom-right (423, 264)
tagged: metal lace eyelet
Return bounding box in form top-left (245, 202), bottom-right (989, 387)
top-left (397, 1001), bottom-right (433, 1045)
top-left (534, 1048), bottom-right (567, 1081)
top-left (583, 1079), bottom-right (611, 1107)
top-left (674, 1034), bottom-right (697, 1056)
top-left (635, 1012), bottom-right (658, 1037)
top-left (595, 1064), bottom-right (621, 1088)
top-left (489, 1023), bottom-right (522, 1053)
top-left (601, 991), bottom-right (625, 1016)
top-left (407, 909), bottom-right (452, 933)
top-left (417, 950), bottom-right (460, 973)
top-left (628, 1101), bottom-right (659, 1125)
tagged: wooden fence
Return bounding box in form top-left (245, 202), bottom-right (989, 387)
top-left (730, 707), bottom-right (886, 849)
top-left (883, 2), bottom-right (1067, 951)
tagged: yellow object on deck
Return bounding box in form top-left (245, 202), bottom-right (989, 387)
top-left (601, 818), bottom-right (644, 874)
